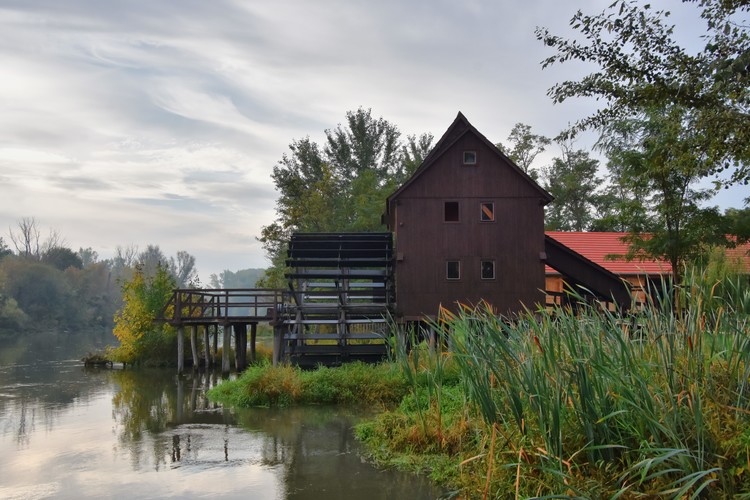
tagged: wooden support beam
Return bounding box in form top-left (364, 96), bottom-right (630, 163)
top-left (222, 325), bottom-right (231, 374)
top-left (234, 324), bottom-right (247, 372)
top-left (250, 323), bottom-right (257, 364)
top-left (212, 324), bottom-right (218, 361)
top-left (190, 325), bottom-right (199, 370)
top-left (203, 326), bottom-right (211, 368)
top-left (177, 326), bottom-right (185, 374)
top-left (273, 324), bottom-right (284, 366)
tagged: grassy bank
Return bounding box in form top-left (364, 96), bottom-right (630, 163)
top-left (207, 361), bottom-right (408, 407)
top-left (209, 270), bottom-right (750, 498)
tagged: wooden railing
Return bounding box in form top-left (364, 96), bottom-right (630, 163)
top-left (161, 288), bottom-right (285, 326)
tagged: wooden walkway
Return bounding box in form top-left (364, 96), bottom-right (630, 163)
top-left (162, 288), bottom-right (283, 373)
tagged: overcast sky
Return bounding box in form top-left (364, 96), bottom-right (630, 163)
top-left (0, 1), bottom-right (745, 282)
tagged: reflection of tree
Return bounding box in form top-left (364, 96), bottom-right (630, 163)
top-left (0, 361), bottom-right (106, 448)
top-left (233, 407), bottom-right (441, 499)
top-left (110, 369), bottom-right (237, 471)
top-left (111, 370), bottom-right (231, 442)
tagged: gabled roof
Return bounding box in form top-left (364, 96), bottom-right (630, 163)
top-left (545, 232), bottom-right (671, 276)
top-left (387, 112), bottom-right (553, 207)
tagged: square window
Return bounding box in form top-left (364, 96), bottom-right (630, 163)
top-left (481, 260), bottom-right (495, 280)
top-left (446, 261), bottom-right (460, 280)
top-left (444, 201), bottom-right (459, 222)
top-left (463, 150), bottom-right (477, 165)
top-left (480, 202), bottom-right (495, 222)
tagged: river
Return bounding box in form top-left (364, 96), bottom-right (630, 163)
top-left (0, 356), bottom-right (444, 499)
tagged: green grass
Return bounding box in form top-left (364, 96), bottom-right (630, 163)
top-left (207, 361), bottom-right (408, 408)
top-left (361, 271), bottom-right (750, 498)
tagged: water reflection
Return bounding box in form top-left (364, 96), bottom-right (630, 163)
top-left (0, 362), bottom-right (442, 499)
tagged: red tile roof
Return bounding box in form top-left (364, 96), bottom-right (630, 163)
top-left (545, 232), bottom-right (671, 276)
top-left (726, 244), bottom-right (750, 270)
top-left (545, 232), bottom-right (750, 276)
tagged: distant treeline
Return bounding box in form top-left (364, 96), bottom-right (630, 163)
top-left (0, 217), bottom-right (263, 339)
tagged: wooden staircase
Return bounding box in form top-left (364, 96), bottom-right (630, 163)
top-left (274, 232), bottom-right (394, 366)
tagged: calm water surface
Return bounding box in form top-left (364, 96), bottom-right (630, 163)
top-left (0, 360), bottom-right (444, 499)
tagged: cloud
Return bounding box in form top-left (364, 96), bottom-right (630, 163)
top-left (0, 0), bottom-right (740, 281)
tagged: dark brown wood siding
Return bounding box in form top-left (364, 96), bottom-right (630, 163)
top-left (392, 130), bottom-right (546, 318)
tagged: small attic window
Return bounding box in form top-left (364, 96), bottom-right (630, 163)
top-left (463, 150), bottom-right (477, 165)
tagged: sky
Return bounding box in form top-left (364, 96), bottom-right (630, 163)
top-left (0, 0), bottom-right (746, 282)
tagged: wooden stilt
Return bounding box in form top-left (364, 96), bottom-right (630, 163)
top-left (190, 325), bottom-right (199, 370)
top-left (240, 325), bottom-right (248, 370)
top-left (428, 326), bottom-right (437, 354)
top-left (250, 323), bottom-right (257, 364)
top-left (212, 324), bottom-right (218, 361)
top-left (233, 325), bottom-right (240, 371)
top-left (222, 324), bottom-right (231, 374)
top-left (203, 326), bottom-right (211, 368)
top-left (272, 324), bottom-right (284, 366)
top-left (177, 326), bottom-right (185, 374)
top-left (233, 324), bottom-right (247, 371)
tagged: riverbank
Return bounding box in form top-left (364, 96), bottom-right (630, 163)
top-left (207, 272), bottom-right (750, 497)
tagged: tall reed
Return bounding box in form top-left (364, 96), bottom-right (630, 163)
top-left (442, 271), bottom-right (750, 497)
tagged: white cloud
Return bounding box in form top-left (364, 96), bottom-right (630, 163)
top-left (0, 0), bottom-right (742, 281)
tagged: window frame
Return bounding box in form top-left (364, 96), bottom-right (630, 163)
top-left (446, 260), bottom-right (461, 281)
top-left (444, 201), bottom-right (460, 223)
top-left (480, 260), bottom-right (496, 280)
top-left (480, 202), bottom-right (495, 222)
top-left (463, 150), bottom-right (477, 165)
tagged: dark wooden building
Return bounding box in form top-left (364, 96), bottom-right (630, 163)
top-left (384, 112), bottom-right (553, 320)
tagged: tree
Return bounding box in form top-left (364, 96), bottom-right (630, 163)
top-left (65, 261), bottom-right (118, 328)
top-left (77, 247), bottom-right (99, 268)
top-left (136, 245), bottom-right (169, 280)
top-left (401, 133), bottom-right (435, 182)
top-left (1, 257), bottom-right (77, 326)
top-left (209, 268), bottom-right (265, 289)
top-left (170, 250), bottom-right (198, 288)
top-left (536, 0), bottom-right (750, 185)
top-left (111, 264), bottom-right (176, 364)
top-left (543, 141), bottom-right (602, 231)
top-left (9, 217), bottom-right (41, 258)
top-left (590, 121), bottom-right (653, 232)
top-left (259, 108), bottom-right (433, 287)
top-left (42, 247), bottom-right (83, 271)
top-left (725, 207), bottom-right (750, 243)
top-left (496, 123), bottom-right (551, 180)
top-left (325, 108), bottom-right (402, 183)
top-left (598, 106), bottom-right (729, 282)
top-left (0, 237), bottom-right (11, 259)
top-left (109, 245), bottom-right (138, 283)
